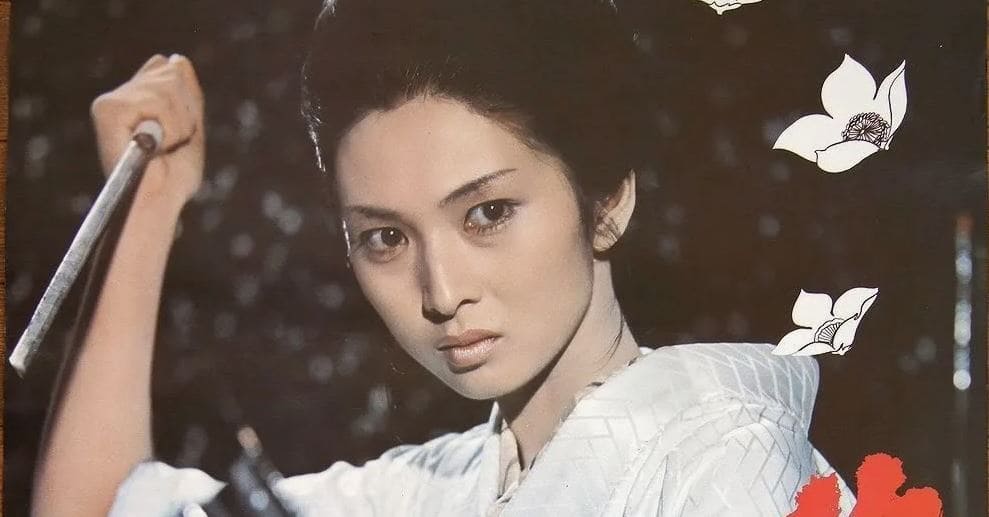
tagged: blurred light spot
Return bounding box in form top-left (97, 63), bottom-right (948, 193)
top-left (308, 354), bottom-right (335, 384)
top-left (953, 370), bottom-right (971, 391)
top-left (237, 100), bottom-right (261, 143)
top-left (264, 243), bottom-right (289, 275)
top-left (337, 339), bottom-right (366, 376)
top-left (191, 182), bottom-right (213, 203)
top-left (915, 337), bottom-right (936, 363)
top-left (769, 161), bottom-right (791, 182)
top-left (953, 314), bottom-right (971, 345)
top-left (663, 204), bottom-right (685, 226)
top-left (955, 254), bottom-right (972, 281)
top-left (283, 326), bottom-right (305, 351)
top-left (713, 133), bottom-right (737, 167)
top-left (829, 27), bottom-right (853, 46)
top-left (368, 384), bottom-right (390, 415)
top-left (637, 167), bottom-right (660, 191)
top-left (317, 283), bottom-right (346, 310)
top-left (952, 215), bottom-right (972, 393)
top-left (230, 233), bottom-right (255, 258)
top-left (169, 297), bottom-right (196, 333)
top-left (235, 277), bottom-right (260, 306)
top-left (655, 111), bottom-right (679, 138)
top-left (657, 235), bottom-right (680, 262)
top-left (213, 165), bottom-right (239, 199)
top-left (897, 354), bottom-right (918, 374)
top-left (69, 193), bottom-right (93, 216)
top-left (175, 425), bottom-right (208, 467)
top-left (22, 16), bottom-right (42, 37)
top-left (213, 312), bottom-right (237, 339)
top-left (200, 207), bottom-right (223, 233)
top-left (758, 215), bottom-right (781, 238)
top-left (12, 96), bottom-right (45, 121)
top-left (10, 273), bottom-right (33, 304)
top-left (265, 77), bottom-right (290, 100)
top-left (278, 208), bottom-right (304, 235)
top-left (25, 135), bottom-right (51, 179)
top-left (262, 191), bottom-right (283, 219)
top-left (229, 22), bottom-right (258, 42)
top-left (352, 385), bottom-right (392, 437)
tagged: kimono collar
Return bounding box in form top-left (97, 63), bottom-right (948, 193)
top-left (489, 342), bottom-right (819, 516)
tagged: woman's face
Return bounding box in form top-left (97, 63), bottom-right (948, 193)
top-left (335, 96), bottom-right (596, 400)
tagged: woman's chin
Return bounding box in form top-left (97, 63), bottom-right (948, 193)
top-left (437, 368), bottom-right (520, 401)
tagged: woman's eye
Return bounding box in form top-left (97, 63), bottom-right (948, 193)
top-left (464, 200), bottom-right (517, 234)
top-left (359, 227), bottom-right (408, 256)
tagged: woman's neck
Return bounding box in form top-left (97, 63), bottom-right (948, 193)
top-left (496, 259), bottom-right (640, 469)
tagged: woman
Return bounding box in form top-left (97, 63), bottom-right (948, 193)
top-left (33, 0), bottom-right (855, 515)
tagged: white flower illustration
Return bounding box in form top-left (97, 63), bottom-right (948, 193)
top-left (773, 287), bottom-right (879, 356)
top-left (697, 0), bottom-right (763, 15)
top-left (773, 55), bottom-right (907, 173)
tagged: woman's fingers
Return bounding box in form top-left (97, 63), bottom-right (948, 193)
top-left (132, 53), bottom-right (169, 78)
top-left (91, 53), bottom-right (204, 173)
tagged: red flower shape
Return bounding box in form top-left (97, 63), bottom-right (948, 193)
top-left (788, 453), bottom-right (943, 517)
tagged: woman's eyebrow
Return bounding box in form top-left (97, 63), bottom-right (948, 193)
top-left (438, 168), bottom-right (518, 208)
top-left (344, 168), bottom-right (518, 222)
top-left (344, 204), bottom-right (401, 221)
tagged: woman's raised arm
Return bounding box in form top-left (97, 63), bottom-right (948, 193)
top-left (31, 54), bottom-right (205, 517)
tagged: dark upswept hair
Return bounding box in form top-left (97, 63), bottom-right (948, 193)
top-left (300, 0), bottom-right (656, 247)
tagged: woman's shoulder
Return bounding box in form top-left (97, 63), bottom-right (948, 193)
top-left (281, 420), bottom-right (492, 485)
top-left (631, 342), bottom-right (820, 425)
top-left (273, 421), bottom-right (494, 515)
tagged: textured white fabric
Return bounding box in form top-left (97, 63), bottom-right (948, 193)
top-left (109, 343), bottom-right (856, 516)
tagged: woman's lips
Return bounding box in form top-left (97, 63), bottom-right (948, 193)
top-left (439, 335), bottom-right (499, 372)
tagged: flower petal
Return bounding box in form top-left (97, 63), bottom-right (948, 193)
top-left (874, 60), bottom-right (907, 145)
top-left (791, 289), bottom-right (834, 328)
top-left (773, 114), bottom-right (844, 162)
top-left (814, 140), bottom-right (880, 173)
top-left (829, 288), bottom-right (878, 354)
top-left (700, 0), bottom-right (742, 14)
top-left (832, 316), bottom-right (865, 355)
top-left (832, 287), bottom-right (879, 319)
top-left (773, 328), bottom-right (818, 355)
top-left (793, 341), bottom-right (838, 356)
top-left (821, 55), bottom-right (878, 120)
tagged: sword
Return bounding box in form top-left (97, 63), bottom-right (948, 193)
top-left (9, 120), bottom-right (164, 377)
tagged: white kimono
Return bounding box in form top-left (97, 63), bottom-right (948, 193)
top-left (110, 343), bottom-right (856, 516)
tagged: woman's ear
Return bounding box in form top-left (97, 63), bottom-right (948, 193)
top-left (593, 170), bottom-right (637, 253)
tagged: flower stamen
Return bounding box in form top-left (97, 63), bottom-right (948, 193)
top-left (814, 318), bottom-right (844, 344)
top-left (841, 112), bottom-right (891, 146)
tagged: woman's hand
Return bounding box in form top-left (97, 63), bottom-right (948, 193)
top-left (90, 53), bottom-right (205, 208)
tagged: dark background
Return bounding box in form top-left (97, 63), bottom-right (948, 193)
top-left (5, 0), bottom-right (986, 515)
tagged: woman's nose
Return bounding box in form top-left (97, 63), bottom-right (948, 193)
top-left (419, 242), bottom-right (479, 323)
